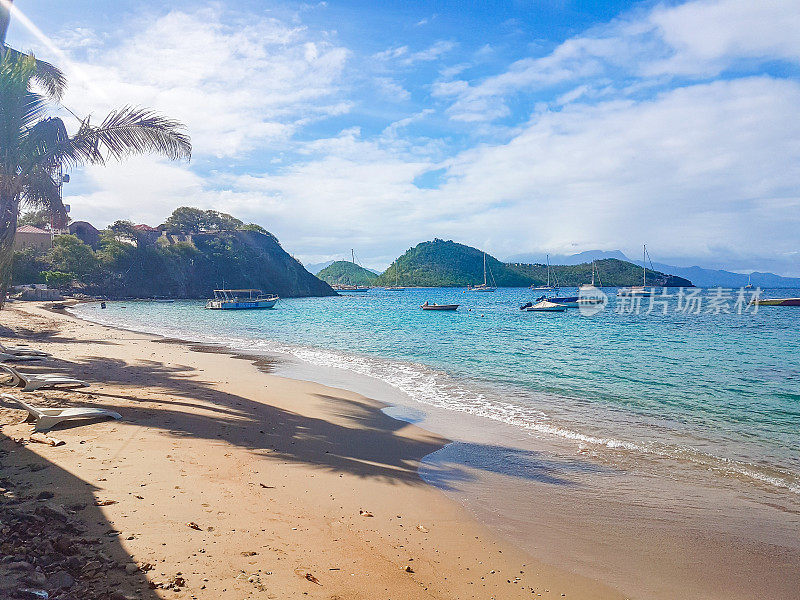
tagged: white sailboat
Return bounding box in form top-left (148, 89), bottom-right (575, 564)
top-left (384, 259), bottom-right (405, 291)
top-left (580, 261), bottom-right (602, 290)
top-left (532, 254), bottom-right (559, 291)
top-left (618, 245), bottom-right (655, 296)
top-left (467, 252), bottom-right (497, 292)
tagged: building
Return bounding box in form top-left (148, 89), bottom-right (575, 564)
top-left (13, 225), bottom-right (51, 252)
top-left (68, 221), bottom-right (100, 249)
top-left (133, 224), bottom-right (161, 247)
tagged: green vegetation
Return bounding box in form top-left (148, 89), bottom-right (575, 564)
top-left (161, 207), bottom-right (245, 233)
top-left (374, 239), bottom-right (530, 287)
top-left (10, 209), bottom-right (335, 298)
top-left (373, 239), bottom-right (693, 287)
top-left (317, 261), bottom-right (379, 286)
top-left (507, 259), bottom-right (692, 287)
top-left (0, 45), bottom-right (191, 306)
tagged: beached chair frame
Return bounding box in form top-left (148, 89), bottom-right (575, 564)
top-left (0, 364), bottom-right (90, 392)
top-left (1, 394), bottom-right (121, 432)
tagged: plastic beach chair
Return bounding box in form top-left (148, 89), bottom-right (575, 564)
top-left (0, 343), bottom-right (50, 357)
top-left (1, 394), bottom-right (121, 432)
top-left (0, 364), bottom-right (90, 392)
top-left (0, 352), bottom-right (45, 363)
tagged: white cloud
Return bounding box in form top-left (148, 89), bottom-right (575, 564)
top-left (59, 7), bottom-right (350, 158)
top-left (444, 0), bottom-right (800, 122)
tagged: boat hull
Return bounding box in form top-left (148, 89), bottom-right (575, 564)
top-left (206, 298), bottom-right (278, 310)
top-left (751, 297), bottom-right (800, 306)
top-left (421, 304), bottom-right (459, 311)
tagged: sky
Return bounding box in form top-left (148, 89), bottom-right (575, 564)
top-left (6, 0), bottom-right (800, 275)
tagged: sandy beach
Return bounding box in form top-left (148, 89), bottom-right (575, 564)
top-left (0, 301), bottom-right (623, 600)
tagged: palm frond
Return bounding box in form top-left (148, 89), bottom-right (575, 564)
top-left (78, 106), bottom-right (192, 163)
top-left (20, 165), bottom-right (68, 226)
top-left (19, 116), bottom-right (71, 170)
top-left (3, 47), bottom-right (66, 100)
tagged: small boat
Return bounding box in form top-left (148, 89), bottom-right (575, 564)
top-left (618, 244), bottom-right (658, 296)
top-left (525, 300), bottom-right (567, 312)
top-left (744, 273), bottom-right (754, 289)
top-left (539, 295), bottom-right (579, 307)
top-left (421, 302), bottom-right (459, 311)
top-left (384, 259), bottom-right (405, 291)
top-left (333, 284), bottom-right (370, 292)
top-left (531, 254), bottom-right (559, 291)
top-left (467, 252), bottom-right (497, 292)
top-left (205, 289), bottom-right (279, 310)
top-left (580, 261), bottom-right (602, 290)
top-left (750, 297), bottom-right (800, 306)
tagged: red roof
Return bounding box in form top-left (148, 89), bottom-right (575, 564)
top-left (16, 225), bottom-right (49, 234)
top-left (133, 224), bottom-right (159, 232)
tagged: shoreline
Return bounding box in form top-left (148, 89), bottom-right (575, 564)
top-left (60, 299), bottom-right (800, 600)
top-left (1, 302), bottom-right (622, 599)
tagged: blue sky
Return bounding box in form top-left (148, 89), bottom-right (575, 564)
top-left (7, 0), bottom-right (800, 274)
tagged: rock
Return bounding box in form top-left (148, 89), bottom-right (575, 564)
top-left (46, 570), bottom-right (74, 590)
top-left (124, 563), bottom-right (139, 575)
top-left (24, 571), bottom-right (48, 587)
top-left (81, 560), bottom-right (102, 574)
top-left (36, 491), bottom-right (55, 501)
top-left (402, 565), bottom-right (414, 573)
top-left (186, 522), bottom-right (202, 531)
top-left (8, 560), bottom-right (33, 570)
top-left (34, 503), bottom-right (69, 522)
top-left (15, 590), bottom-right (49, 600)
top-left (53, 536), bottom-right (74, 555)
top-left (29, 433), bottom-right (65, 447)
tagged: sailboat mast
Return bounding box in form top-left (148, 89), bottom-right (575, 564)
top-left (591, 261), bottom-right (596, 286)
top-left (642, 244), bottom-right (647, 287)
top-left (483, 252), bottom-right (487, 286)
top-left (352, 249), bottom-right (355, 264)
top-left (546, 254), bottom-right (550, 287)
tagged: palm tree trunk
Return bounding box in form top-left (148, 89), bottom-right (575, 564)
top-left (0, 0), bottom-right (12, 60)
top-left (0, 191), bottom-right (20, 308)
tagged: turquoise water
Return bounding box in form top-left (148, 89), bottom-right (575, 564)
top-left (72, 287), bottom-right (800, 497)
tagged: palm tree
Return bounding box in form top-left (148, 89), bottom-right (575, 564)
top-left (0, 8), bottom-right (191, 304)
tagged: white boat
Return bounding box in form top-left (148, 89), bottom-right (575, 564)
top-left (532, 254), bottom-right (559, 291)
top-left (205, 289), bottom-right (279, 310)
top-left (526, 300), bottom-right (567, 312)
top-left (745, 273), bottom-right (754, 289)
top-left (467, 252), bottom-right (497, 292)
top-left (618, 245), bottom-right (657, 296)
top-left (384, 259), bottom-right (405, 291)
top-left (421, 302), bottom-right (459, 311)
top-left (580, 261), bottom-right (602, 290)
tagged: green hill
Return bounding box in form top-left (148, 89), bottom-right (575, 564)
top-left (317, 261), bottom-right (379, 286)
top-left (374, 239), bottom-right (531, 287)
top-left (373, 239), bottom-right (693, 287)
top-left (507, 259), bottom-right (692, 287)
top-left (12, 224), bottom-right (336, 298)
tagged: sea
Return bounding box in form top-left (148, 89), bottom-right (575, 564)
top-left (71, 286), bottom-right (800, 599)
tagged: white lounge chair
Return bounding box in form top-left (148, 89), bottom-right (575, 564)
top-left (0, 343), bottom-right (50, 357)
top-left (1, 394), bottom-right (122, 432)
top-left (0, 364), bottom-right (90, 392)
top-left (0, 352), bottom-right (45, 363)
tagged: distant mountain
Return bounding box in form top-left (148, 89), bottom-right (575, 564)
top-left (508, 249), bottom-right (800, 288)
top-left (317, 261), bottom-right (379, 286)
top-left (304, 260), bottom-right (334, 275)
top-left (374, 239), bottom-right (691, 287)
top-left (648, 262), bottom-right (800, 288)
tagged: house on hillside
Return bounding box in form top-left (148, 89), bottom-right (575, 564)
top-left (14, 225), bottom-right (51, 251)
top-left (68, 221), bottom-right (100, 249)
top-left (133, 224), bottom-right (161, 246)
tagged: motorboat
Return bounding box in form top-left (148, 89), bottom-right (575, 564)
top-left (205, 289), bottom-right (279, 310)
top-left (421, 302), bottom-right (459, 311)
